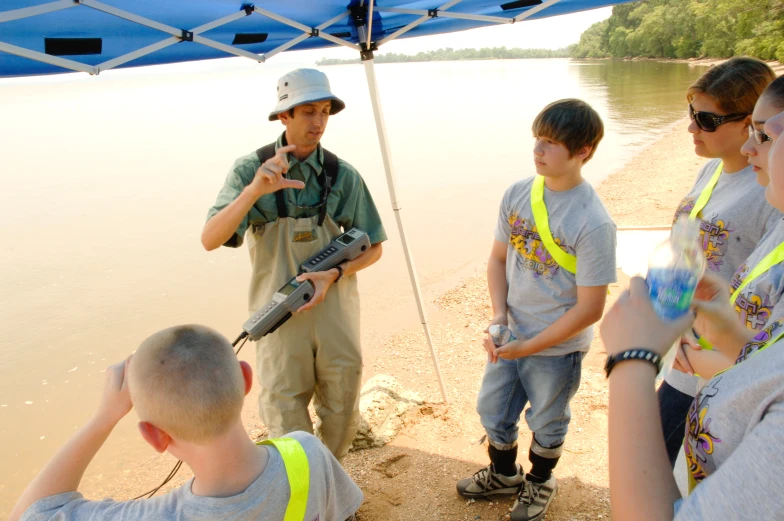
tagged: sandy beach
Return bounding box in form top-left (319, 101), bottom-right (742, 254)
top-left (41, 116), bottom-right (700, 521)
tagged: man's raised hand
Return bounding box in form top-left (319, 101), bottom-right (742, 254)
top-left (250, 144), bottom-right (305, 196)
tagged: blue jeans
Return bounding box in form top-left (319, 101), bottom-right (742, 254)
top-left (476, 351), bottom-right (584, 450)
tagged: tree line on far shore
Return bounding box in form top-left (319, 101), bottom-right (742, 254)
top-left (316, 46), bottom-right (571, 66)
top-left (571, 0), bottom-right (783, 61)
top-left (317, 0), bottom-right (780, 66)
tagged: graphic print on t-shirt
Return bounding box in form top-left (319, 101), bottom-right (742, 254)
top-left (674, 200), bottom-right (735, 273)
top-left (684, 378), bottom-right (723, 487)
top-left (735, 318), bottom-right (784, 364)
top-left (730, 263), bottom-right (774, 331)
top-left (508, 213), bottom-right (574, 279)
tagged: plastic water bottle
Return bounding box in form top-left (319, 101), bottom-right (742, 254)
top-left (488, 324), bottom-right (516, 346)
top-left (646, 215), bottom-right (705, 320)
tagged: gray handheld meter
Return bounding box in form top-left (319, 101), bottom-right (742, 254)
top-left (300, 228), bottom-right (370, 273)
top-left (242, 277), bottom-right (314, 341)
top-left (241, 229), bottom-right (370, 341)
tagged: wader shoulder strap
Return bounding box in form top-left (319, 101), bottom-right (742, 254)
top-left (317, 149), bottom-right (339, 226)
top-left (258, 437), bottom-right (310, 521)
top-left (531, 175), bottom-right (577, 275)
top-left (256, 143), bottom-right (288, 219)
top-left (689, 161), bottom-right (723, 220)
top-left (255, 143), bottom-right (340, 226)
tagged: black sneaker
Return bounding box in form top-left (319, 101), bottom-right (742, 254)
top-left (456, 464), bottom-right (524, 498)
top-left (510, 474), bottom-right (557, 521)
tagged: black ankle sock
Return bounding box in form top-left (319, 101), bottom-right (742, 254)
top-left (528, 445), bottom-right (561, 482)
top-left (488, 444), bottom-right (518, 477)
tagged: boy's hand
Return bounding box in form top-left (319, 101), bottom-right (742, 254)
top-left (493, 339), bottom-right (531, 361)
top-left (600, 277), bottom-right (694, 358)
top-left (95, 357), bottom-right (133, 427)
top-left (482, 314), bottom-right (509, 363)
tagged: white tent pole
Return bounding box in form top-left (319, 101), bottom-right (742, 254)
top-left (362, 55), bottom-right (449, 404)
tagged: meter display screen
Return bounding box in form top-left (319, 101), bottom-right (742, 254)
top-left (337, 234), bottom-right (355, 246)
top-left (279, 279), bottom-right (300, 296)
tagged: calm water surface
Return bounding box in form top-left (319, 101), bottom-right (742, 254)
top-left (0, 58), bottom-right (704, 513)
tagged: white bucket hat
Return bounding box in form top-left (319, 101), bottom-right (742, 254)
top-left (268, 68), bottom-right (346, 121)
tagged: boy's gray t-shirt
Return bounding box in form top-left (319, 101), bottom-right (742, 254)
top-left (675, 330), bottom-right (784, 520)
top-left (666, 159), bottom-right (782, 395)
top-left (21, 431), bottom-right (363, 521)
top-left (495, 177), bottom-right (617, 356)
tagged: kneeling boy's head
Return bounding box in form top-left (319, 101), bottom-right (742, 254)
top-left (128, 325), bottom-right (248, 445)
top-left (532, 99), bottom-right (604, 170)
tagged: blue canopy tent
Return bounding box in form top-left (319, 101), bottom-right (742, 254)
top-left (0, 0), bottom-right (631, 403)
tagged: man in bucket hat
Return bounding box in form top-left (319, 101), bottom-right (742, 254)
top-left (202, 68), bottom-right (386, 461)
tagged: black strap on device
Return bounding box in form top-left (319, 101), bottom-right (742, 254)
top-left (255, 135), bottom-right (339, 226)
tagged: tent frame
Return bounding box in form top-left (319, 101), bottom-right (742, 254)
top-left (0, 0), bottom-right (567, 403)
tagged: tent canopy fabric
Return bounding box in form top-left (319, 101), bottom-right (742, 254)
top-left (1, 0), bottom-right (630, 78)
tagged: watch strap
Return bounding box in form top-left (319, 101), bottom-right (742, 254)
top-left (333, 264), bottom-right (344, 282)
top-left (605, 349), bottom-right (661, 378)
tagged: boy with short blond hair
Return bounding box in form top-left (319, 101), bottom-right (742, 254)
top-left (11, 325), bottom-right (362, 521)
top-left (457, 99), bottom-right (617, 521)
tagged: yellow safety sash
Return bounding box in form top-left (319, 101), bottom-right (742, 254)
top-left (531, 175), bottom-right (577, 274)
top-left (687, 325), bottom-right (784, 493)
top-left (730, 242), bottom-right (784, 304)
top-left (258, 437), bottom-right (310, 521)
top-left (689, 161), bottom-right (723, 219)
top-left (686, 160), bottom-right (721, 350)
top-left (697, 241), bottom-right (784, 351)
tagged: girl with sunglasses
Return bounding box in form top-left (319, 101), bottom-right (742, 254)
top-left (657, 57), bottom-right (779, 467)
top-left (674, 77), bottom-right (784, 380)
top-left (600, 107), bottom-right (784, 520)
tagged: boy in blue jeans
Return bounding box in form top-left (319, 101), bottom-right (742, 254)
top-left (457, 99), bottom-right (617, 521)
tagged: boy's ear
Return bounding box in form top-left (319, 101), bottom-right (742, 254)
top-left (577, 145), bottom-right (593, 163)
top-left (138, 422), bottom-right (172, 453)
top-left (240, 360), bottom-right (253, 396)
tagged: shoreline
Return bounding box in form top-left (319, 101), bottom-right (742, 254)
top-left (596, 116), bottom-right (698, 227)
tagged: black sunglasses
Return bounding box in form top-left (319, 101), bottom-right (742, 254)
top-left (748, 124), bottom-right (772, 145)
top-left (689, 103), bottom-right (749, 132)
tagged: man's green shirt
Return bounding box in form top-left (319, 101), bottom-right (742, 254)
top-left (207, 134), bottom-right (387, 248)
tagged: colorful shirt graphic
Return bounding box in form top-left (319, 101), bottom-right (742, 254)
top-left (730, 262), bottom-right (774, 331)
top-left (673, 201), bottom-right (736, 274)
top-left (684, 378), bottom-right (723, 487)
top-left (735, 318), bottom-right (784, 364)
top-left (507, 214), bottom-right (574, 279)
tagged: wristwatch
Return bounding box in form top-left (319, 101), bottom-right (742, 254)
top-left (333, 264), bottom-right (344, 283)
top-left (604, 349), bottom-right (661, 378)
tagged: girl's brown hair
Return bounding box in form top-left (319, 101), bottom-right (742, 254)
top-left (762, 75), bottom-right (784, 110)
top-left (687, 57), bottom-right (776, 115)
